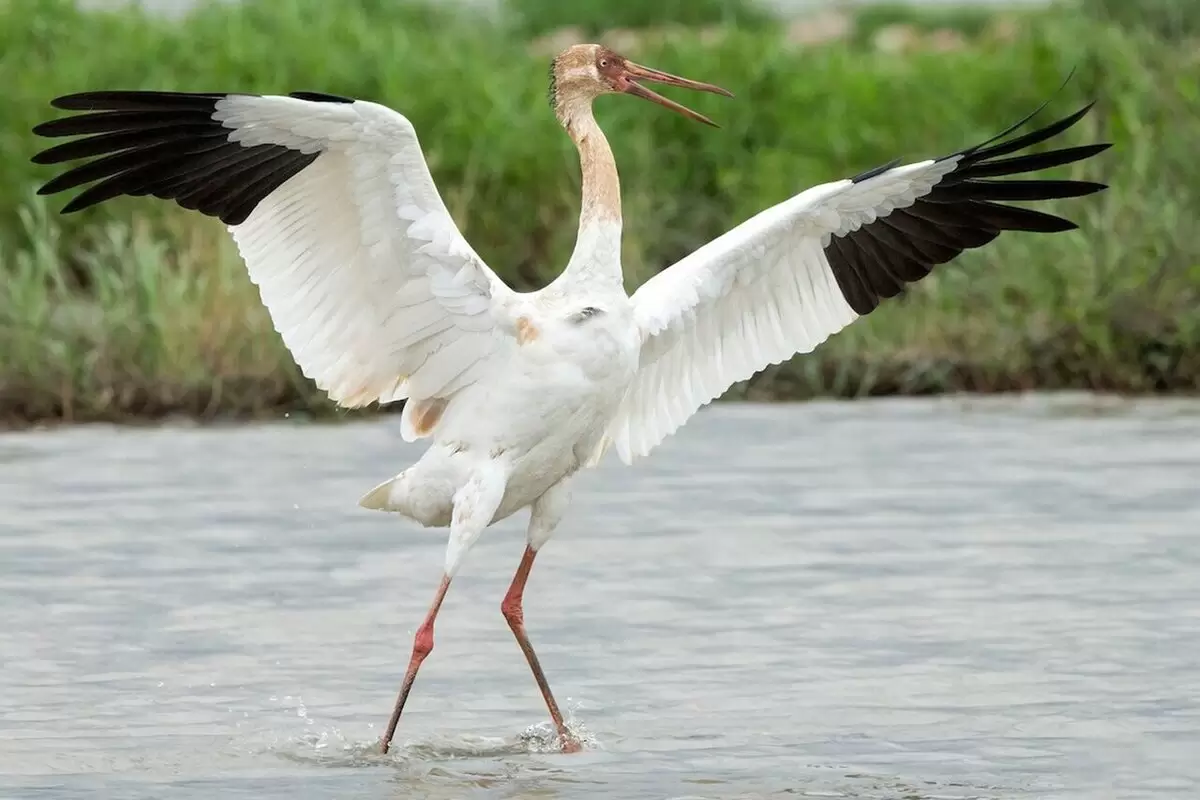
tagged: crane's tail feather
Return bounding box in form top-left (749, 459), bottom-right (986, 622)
top-left (358, 478), bottom-right (402, 512)
top-left (358, 469), bottom-right (454, 528)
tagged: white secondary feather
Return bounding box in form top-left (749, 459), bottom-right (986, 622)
top-left (213, 94), bottom-right (517, 430)
top-left (606, 158), bottom-right (960, 464)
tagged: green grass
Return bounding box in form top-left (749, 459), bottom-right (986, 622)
top-left (849, 2), bottom-right (1000, 44)
top-left (505, 0), bottom-right (774, 38)
top-left (1, 0), bottom-right (1198, 426)
top-left (1081, 0), bottom-right (1200, 40)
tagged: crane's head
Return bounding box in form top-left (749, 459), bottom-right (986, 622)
top-left (549, 44), bottom-right (732, 127)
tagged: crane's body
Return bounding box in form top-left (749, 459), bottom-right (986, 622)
top-left (362, 281), bottom-right (640, 537)
top-left (32, 43), bottom-right (1111, 755)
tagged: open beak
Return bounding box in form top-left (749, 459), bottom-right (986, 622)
top-left (620, 61), bottom-right (733, 127)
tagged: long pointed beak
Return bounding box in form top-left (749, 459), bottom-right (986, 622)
top-left (620, 61), bottom-right (733, 128)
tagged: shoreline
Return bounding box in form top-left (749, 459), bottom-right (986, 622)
top-left (4, 388), bottom-right (1195, 434)
top-left (4, 374), bottom-right (1195, 432)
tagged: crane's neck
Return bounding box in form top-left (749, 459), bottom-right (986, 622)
top-left (559, 100), bottom-right (623, 292)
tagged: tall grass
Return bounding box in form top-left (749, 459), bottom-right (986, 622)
top-left (1, 0), bottom-right (1197, 425)
top-left (1081, 0), bottom-right (1200, 40)
top-left (505, 0), bottom-right (773, 38)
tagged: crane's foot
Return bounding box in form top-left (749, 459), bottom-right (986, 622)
top-left (559, 732), bottom-right (583, 754)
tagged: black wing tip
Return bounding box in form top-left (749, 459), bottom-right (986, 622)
top-left (288, 90), bottom-right (355, 104)
top-left (850, 158), bottom-right (902, 184)
top-left (29, 88), bottom-right (333, 223)
top-left (46, 89), bottom-right (354, 111)
top-left (49, 91), bottom-right (115, 110)
top-left (1011, 97), bottom-right (1101, 144)
top-left (59, 195), bottom-right (93, 214)
top-left (1052, 99), bottom-right (1099, 130)
top-left (50, 91), bottom-right (126, 111)
top-left (31, 118), bottom-right (71, 138)
top-left (35, 90), bottom-right (357, 143)
top-left (1060, 100), bottom-right (1099, 128)
top-left (1071, 180), bottom-right (1109, 196)
top-left (31, 147), bottom-right (73, 166)
top-left (1065, 141), bottom-right (1113, 159)
top-left (1048, 218), bottom-right (1080, 233)
top-left (941, 95), bottom-right (1102, 165)
top-left (49, 90), bottom-right (227, 110)
top-left (821, 82), bottom-right (1107, 321)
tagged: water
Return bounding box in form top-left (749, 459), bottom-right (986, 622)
top-left (0, 394), bottom-right (1197, 799)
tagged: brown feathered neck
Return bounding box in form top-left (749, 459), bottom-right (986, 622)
top-left (548, 52), bottom-right (621, 226)
top-left (547, 48), bottom-right (625, 289)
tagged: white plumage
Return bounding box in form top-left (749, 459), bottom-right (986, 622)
top-left (609, 160), bottom-right (955, 462)
top-left (33, 44), bottom-right (1109, 754)
top-left (217, 95), bottom-right (515, 420)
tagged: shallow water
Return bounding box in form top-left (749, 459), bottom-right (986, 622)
top-left (1, 394), bottom-right (1198, 800)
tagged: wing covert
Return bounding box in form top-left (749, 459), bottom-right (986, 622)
top-left (607, 102), bottom-right (1111, 463)
top-left (33, 90), bottom-right (518, 423)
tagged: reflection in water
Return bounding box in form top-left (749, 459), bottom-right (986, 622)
top-left (0, 394), bottom-right (1198, 799)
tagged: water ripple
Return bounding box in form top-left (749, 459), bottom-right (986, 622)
top-left (1, 395), bottom-right (1198, 799)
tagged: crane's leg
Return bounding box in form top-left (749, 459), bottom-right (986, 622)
top-left (380, 573), bottom-right (449, 754)
top-left (380, 460), bottom-right (509, 755)
top-left (501, 480), bottom-right (582, 753)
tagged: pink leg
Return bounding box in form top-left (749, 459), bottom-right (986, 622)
top-left (380, 574), bottom-right (451, 754)
top-left (501, 545), bottom-right (581, 753)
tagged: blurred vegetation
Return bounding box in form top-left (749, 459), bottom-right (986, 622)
top-left (1080, 0), bottom-right (1200, 41)
top-left (506, 0), bottom-right (773, 38)
top-left (1, 0), bottom-right (1198, 426)
top-left (849, 2), bottom-right (998, 43)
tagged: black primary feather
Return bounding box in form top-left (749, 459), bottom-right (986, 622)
top-left (823, 100), bottom-right (1111, 316)
top-left (31, 89), bottom-right (356, 226)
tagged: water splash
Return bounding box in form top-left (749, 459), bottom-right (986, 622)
top-left (267, 703), bottom-right (600, 771)
top-left (276, 721), bottom-right (600, 769)
top-left (516, 717), bottom-right (599, 755)
top-left (259, 688), bottom-right (602, 767)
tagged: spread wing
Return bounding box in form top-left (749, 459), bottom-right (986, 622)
top-left (33, 90), bottom-right (518, 421)
top-left (606, 102), bottom-right (1111, 463)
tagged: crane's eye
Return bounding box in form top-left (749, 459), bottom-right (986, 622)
top-left (598, 59), bottom-right (609, 68)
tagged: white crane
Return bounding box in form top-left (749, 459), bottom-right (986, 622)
top-left (33, 44), bottom-right (1110, 754)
